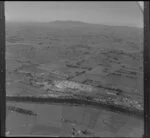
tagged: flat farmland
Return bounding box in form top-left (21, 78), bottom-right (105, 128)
top-left (6, 21), bottom-right (143, 136)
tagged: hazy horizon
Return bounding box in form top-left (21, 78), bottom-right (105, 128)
top-left (5, 2), bottom-right (143, 28)
top-left (6, 20), bottom-right (144, 29)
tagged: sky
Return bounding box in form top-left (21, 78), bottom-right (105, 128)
top-left (5, 1), bottom-right (143, 27)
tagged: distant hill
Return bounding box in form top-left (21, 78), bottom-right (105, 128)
top-left (49, 20), bottom-right (89, 25)
top-left (6, 20), bottom-right (142, 29)
top-left (6, 20), bottom-right (143, 47)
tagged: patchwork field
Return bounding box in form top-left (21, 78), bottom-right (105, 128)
top-left (6, 21), bottom-right (143, 136)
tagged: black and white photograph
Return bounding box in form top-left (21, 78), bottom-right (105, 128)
top-left (0, 1), bottom-right (147, 137)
